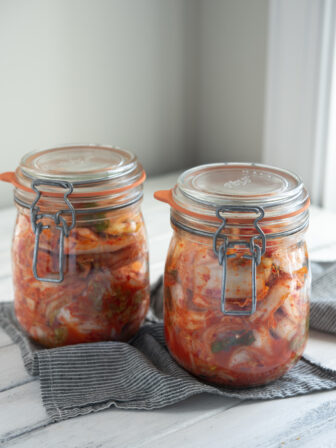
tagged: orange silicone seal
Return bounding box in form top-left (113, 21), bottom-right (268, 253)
top-left (0, 170), bottom-right (146, 198)
top-left (154, 189), bottom-right (310, 223)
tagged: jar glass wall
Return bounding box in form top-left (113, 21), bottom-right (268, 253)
top-left (164, 226), bottom-right (310, 387)
top-left (12, 202), bottom-right (149, 347)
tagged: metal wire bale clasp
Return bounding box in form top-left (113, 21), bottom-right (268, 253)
top-left (30, 179), bottom-right (76, 283)
top-left (213, 205), bottom-right (266, 316)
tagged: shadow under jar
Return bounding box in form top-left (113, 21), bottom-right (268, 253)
top-left (1, 145), bottom-right (150, 347)
top-left (155, 163), bottom-right (311, 387)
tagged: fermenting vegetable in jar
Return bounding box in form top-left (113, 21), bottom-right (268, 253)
top-left (0, 145), bottom-right (149, 347)
top-left (155, 163), bottom-right (311, 387)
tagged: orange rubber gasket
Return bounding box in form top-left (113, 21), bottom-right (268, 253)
top-left (154, 189), bottom-right (310, 223)
top-left (0, 171), bottom-right (146, 198)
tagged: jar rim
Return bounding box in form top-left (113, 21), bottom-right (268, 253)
top-left (155, 188), bottom-right (310, 223)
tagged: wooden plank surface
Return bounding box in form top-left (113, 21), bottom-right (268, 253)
top-left (0, 344), bottom-right (34, 392)
top-left (0, 172), bottom-right (335, 447)
top-left (140, 391), bottom-right (336, 448)
top-left (6, 395), bottom-right (239, 448)
top-left (0, 327), bottom-right (13, 348)
top-left (0, 382), bottom-right (48, 445)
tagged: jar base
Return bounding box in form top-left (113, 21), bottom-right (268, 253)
top-left (167, 346), bottom-right (303, 389)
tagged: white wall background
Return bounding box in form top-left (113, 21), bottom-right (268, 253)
top-left (197, 0), bottom-right (269, 164)
top-left (263, 0), bottom-right (336, 210)
top-left (0, 0), bottom-right (269, 208)
top-left (263, 0), bottom-right (328, 205)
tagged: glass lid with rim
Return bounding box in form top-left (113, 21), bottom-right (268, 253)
top-left (155, 163), bottom-right (309, 221)
top-left (9, 144), bottom-right (145, 196)
top-left (20, 145), bottom-right (139, 184)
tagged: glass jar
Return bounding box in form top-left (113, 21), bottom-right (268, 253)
top-left (155, 163), bottom-right (311, 387)
top-left (1, 145), bottom-right (149, 347)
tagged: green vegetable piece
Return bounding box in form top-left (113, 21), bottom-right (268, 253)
top-left (211, 340), bottom-right (227, 353)
top-left (84, 202), bottom-right (99, 209)
top-left (211, 330), bottom-right (255, 353)
top-left (237, 330), bottom-right (255, 346)
top-left (169, 269), bottom-right (178, 279)
top-left (93, 219), bottom-right (109, 233)
top-left (78, 203), bottom-right (109, 233)
top-left (54, 327), bottom-right (68, 344)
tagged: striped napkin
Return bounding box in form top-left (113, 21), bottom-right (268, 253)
top-left (1, 263), bottom-right (336, 422)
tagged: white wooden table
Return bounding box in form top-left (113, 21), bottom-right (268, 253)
top-left (1, 173), bottom-right (336, 447)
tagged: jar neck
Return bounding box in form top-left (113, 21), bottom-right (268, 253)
top-left (14, 184), bottom-right (143, 213)
top-left (15, 196), bottom-right (143, 225)
top-left (171, 206), bottom-right (309, 241)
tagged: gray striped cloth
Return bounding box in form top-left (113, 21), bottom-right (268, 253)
top-left (1, 263), bottom-right (336, 422)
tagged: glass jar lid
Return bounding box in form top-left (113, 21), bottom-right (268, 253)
top-left (0, 144), bottom-right (145, 200)
top-left (155, 162), bottom-right (309, 222)
top-left (20, 144), bottom-right (139, 184)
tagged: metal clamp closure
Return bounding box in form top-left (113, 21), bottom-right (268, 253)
top-left (213, 206), bottom-right (266, 316)
top-left (30, 180), bottom-right (76, 283)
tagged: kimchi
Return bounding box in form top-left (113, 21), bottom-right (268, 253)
top-left (12, 204), bottom-right (149, 347)
top-left (164, 229), bottom-right (309, 387)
